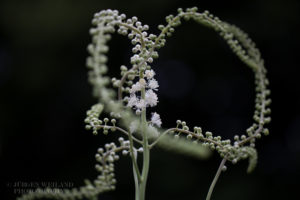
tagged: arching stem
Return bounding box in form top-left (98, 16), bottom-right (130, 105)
top-left (206, 157), bottom-right (227, 200)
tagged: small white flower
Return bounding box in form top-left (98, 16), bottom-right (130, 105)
top-left (137, 147), bottom-right (144, 153)
top-left (148, 79), bottom-right (159, 90)
top-left (144, 69), bottom-right (155, 79)
top-left (130, 82), bottom-right (142, 93)
top-left (147, 57), bottom-right (153, 63)
top-left (135, 109), bottom-right (141, 115)
top-left (145, 89), bottom-right (158, 107)
top-left (136, 99), bottom-right (146, 109)
top-left (127, 94), bottom-right (138, 107)
top-left (151, 112), bottom-right (162, 127)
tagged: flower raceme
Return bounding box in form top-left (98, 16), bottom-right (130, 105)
top-left (17, 7), bottom-right (271, 200)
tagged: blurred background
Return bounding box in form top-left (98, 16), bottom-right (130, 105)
top-left (1, 0), bottom-right (300, 199)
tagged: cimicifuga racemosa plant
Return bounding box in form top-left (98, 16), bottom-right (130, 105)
top-left (18, 7), bottom-right (271, 200)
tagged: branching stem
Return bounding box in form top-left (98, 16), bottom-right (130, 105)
top-left (149, 127), bottom-right (223, 149)
top-left (97, 125), bottom-right (143, 144)
top-left (128, 130), bottom-right (142, 183)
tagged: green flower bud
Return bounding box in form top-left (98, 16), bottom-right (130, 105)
top-left (263, 128), bottom-right (269, 136)
top-left (222, 166), bottom-right (227, 172)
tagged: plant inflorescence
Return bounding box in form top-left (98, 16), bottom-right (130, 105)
top-left (18, 7), bottom-right (271, 200)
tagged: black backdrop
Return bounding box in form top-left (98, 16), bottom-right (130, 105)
top-left (1, 0), bottom-right (300, 200)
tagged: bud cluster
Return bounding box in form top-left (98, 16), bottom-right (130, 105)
top-left (84, 104), bottom-right (118, 135)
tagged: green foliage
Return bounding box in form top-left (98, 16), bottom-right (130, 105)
top-left (18, 7), bottom-right (271, 200)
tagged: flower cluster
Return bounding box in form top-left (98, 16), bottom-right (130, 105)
top-left (84, 104), bottom-right (118, 135)
top-left (126, 69), bottom-right (159, 113)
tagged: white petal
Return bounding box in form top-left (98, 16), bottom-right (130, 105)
top-left (145, 89), bottom-right (158, 107)
top-left (144, 69), bottom-right (155, 79)
top-left (151, 112), bottom-right (162, 127)
top-left (136, 99), bottom-right (146, 109)
top-left (127, 94), bottom-right (138, 107)
top-left (148, 79), bottom-right (159, 90)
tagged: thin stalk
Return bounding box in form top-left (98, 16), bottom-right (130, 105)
top-left (206, 158), bottom-right (227, 200)
top-left (132, 150), bottom-right (140, 200)
top-left (138, 80), bottom-right (150, 200)
top-left (128, 131), bottom-right (142, 183)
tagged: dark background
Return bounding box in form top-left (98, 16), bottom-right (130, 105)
top-left (1, 0), bottom-right (299, 199)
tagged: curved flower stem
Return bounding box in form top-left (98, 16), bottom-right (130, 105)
top-left (117, 22), bottom-right (146, 101)
top-left (238, 70), bottom-right (266, 146)
top-left (206, 157), bottom-right (227, 200)
top-left (149, 127), bottom-right (223, 149)
top-left (117, 14), bottom-right (180, 101)
top-left (118, 22), bottom-right (146, 49)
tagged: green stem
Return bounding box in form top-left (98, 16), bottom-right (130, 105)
top-left (127, 131), bottom-right (142, 200)
top-left (132, 151), bottom-right (140, 200)
top-left (138, 79), bottom-right (150, 200)
top-left (128, 130), bottom-right (142, 183)
top-left (206, 158), bottom-right (227, 200)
